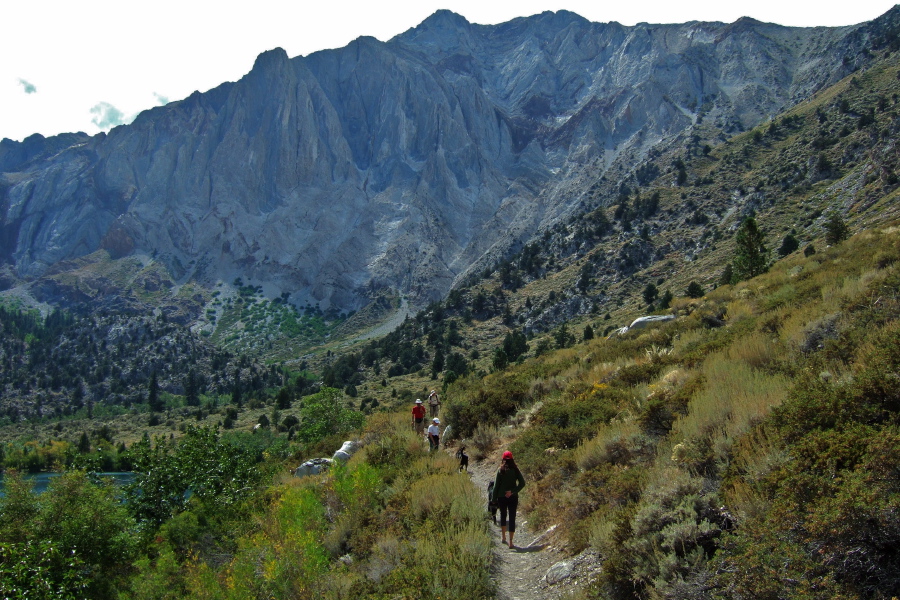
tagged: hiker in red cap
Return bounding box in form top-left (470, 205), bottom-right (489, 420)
top-left (490, 450), bottom-right (526, 548)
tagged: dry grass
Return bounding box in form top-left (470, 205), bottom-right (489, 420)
top-left (724, 331), bottom-right (781, 370)
top-left (671, 328), bottom-right (707, 355)
top-left (672, 353), bottom-right (789, 448)
top-left (470, 422), bottom-right (500, 459)
top-left (573, 419), bottom-right (644, 472)
top-left (725, 298), bottom-right (756, 323)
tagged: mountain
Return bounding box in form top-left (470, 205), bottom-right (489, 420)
top-left (2, 8), bottom-right (900, 317)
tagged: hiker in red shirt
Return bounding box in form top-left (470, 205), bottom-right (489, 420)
top-left (412, 399), bottom-right (426, 435)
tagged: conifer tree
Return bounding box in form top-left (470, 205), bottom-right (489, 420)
top-left (232, 368), bottom-right (243, 408)
top-left (643, 283), bottom-right (659, 306)
top-left (731, 217), bottom-right (769, 282)
top-left (778, 233), bottom-right (800, 257)
top-left (686, 281), bottom-right (704, 298)
top-left (824, 213), bottom-right (850, 245)
top-left (147, 371), bottom-right (163, 412)
top-left (431, 346), bottom-right (445, 379)
top-left (275, 387), bottom-right (292, 409)
top-left (492, 347), bottom-right (509, 371)
top-left (184, 370), bottom-right (200, 407)
top-left (583, 324), bottom-right (595, 341)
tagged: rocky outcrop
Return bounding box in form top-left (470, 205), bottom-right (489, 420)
top-left (2, 8), bottom-right (898, 313)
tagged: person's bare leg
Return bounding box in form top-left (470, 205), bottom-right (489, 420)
top-left (501, 526), bottom-right (507, 544)
top-left (509, 531), bottom-right (515, 548)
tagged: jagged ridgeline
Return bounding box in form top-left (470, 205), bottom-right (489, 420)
top-left (3, 8), bottom-right (900, 318)
top-left (2, 7), bottom-right (900, 600)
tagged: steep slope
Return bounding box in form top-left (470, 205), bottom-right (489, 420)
top-left (305, 43), bottom-right (900, 409)
top-left (1, 8), bottom-right (899, 317)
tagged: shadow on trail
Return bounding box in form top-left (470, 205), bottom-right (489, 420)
top-left (510, 544), bottom-right (548, 553)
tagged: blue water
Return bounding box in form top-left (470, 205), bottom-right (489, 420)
top-left (0, 472), bottom-right (135, 496)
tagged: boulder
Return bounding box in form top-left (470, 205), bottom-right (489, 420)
top-left (332, 440), bottom-right (359, 462)
top-left (608, 315), bottom-right (675, 338)
top-left (544, 560), bottom-right (574, 585)
top-left (440, 424), bottom-right (452, 446)
top-left (628, 315), bottom-right (675, 330)
top-left (293, 457), bottom-right (332, 477)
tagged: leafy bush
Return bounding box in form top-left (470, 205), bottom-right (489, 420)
top-left (443, 372), bottom-right (531, 437)
top-left (597, 469), bottom-right (725, 598)
top-left (0, 540), bottom-right (89, 600)
top-left (125, 425), bottom-right (263, 526)
top-left (470, 421), bottom-right (500, 459)
top-left (295, 387), bottom-right (364, 445)
top-left (0, 472), bottom-right (137, 600)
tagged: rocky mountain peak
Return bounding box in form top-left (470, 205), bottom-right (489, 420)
top-left (0, 7), bottom-right (894, 316)
top-left (250, 47), bottom-right (291, 72)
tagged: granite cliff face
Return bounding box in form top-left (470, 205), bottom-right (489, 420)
top-left (2, 8), bottom-right (898, 311)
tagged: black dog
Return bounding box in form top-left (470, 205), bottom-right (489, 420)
top-left (456, 446), bottom-right (469, 473)
top-left (486, 480), bottom-right (498, 524)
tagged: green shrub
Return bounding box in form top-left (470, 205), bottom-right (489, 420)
top-left (0, 472), bottom-right (137, 600)
top-left (617, 468), bottom-right (724, 595)
top-left (0, 540), bottom-right (89, 600)
top-left (717, 425), bottom-right (900, 598)
top-left (296, 387), bottom-right (365, 444)
top-left (443, 372), bottom-right (530, 437)
top-left (614, 361), bottom-right (665, 387)
top-left (470, 421), bottom-right (500, 459)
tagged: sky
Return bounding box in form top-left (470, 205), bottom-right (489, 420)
top-left (2, 0), bottom-right (898, 143)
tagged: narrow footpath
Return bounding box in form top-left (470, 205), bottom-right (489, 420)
top-left (464, 449), bottom-right (603, 600)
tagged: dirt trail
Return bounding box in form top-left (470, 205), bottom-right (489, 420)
top-left (463, 449), bottom-right (602, 600)
top-left (350, 297), bottom-right (410, 342)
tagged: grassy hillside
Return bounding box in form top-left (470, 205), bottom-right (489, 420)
top-left (443, 223), bottom-right (900, 599)
top-left (7, 220), bottom-right (892, 599)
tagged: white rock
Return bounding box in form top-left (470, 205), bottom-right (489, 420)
top-left (337, 440), bottom-right (358, 456)
top-left (293, 457), bottom-right (332, 477)
top-left (544, 560), bottom-right (574, 585)
top-left (332, 450), bottom-right (352, 462)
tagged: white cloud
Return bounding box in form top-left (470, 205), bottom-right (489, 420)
top-left (153, 92), bottom-right (169, 105)
top-left (90, 102), bottom-right (132, 130)
top-left (17, 78), bottom-right (37, 94)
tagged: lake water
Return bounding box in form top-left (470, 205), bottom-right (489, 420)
top-left (0, 472), bottom-right (135, 495)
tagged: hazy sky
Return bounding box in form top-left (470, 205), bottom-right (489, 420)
top-left (2, 0), bottom-right (897, 142)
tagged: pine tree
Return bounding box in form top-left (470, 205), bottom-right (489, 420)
top-left (659, 289), bottom-right (674, 308)
top-left (147, 371), bottom-right (163, 412)
top-left (554, 324), bottom-right (573, 349)
top-left (720, 264), bottom-right (734, 286)
top-left (686, 281), bottom-right (704, 298)
top-left (502, 330), bottom-right (529, 362)
top-left (824, 213), bottom-right (850, 246)
top-left (72, 380), bottom-right (84, 410)
top-left (275, 387), bottom-right (292, 409)
top-left (643, 283), bottom-right (659, 306)
top-left (232, 368), bottom-right (243, 408)
top-left (431, 346), bottom-right (445, 379)
top-left (731, 217), bottom-right (769, 282)
top-left (583, 324), bottom-right (595, 342)
top-left (185, 370), bottom-right (200, 407)
top-left (778, 234), bottom-right (800, 257)
top-left (492, 347), bottom-right (509, 371)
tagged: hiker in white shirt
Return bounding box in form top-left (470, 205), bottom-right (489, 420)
top-left (427, 418), bottom-right (441, 451)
